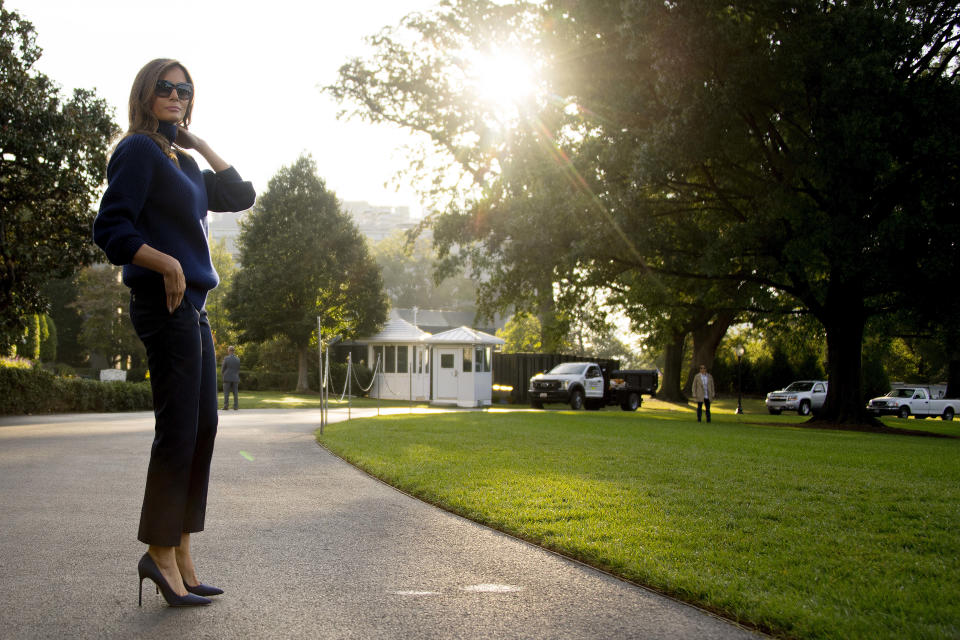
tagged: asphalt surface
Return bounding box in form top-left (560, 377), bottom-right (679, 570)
top-left (0, 408), bottom-right (763, 639)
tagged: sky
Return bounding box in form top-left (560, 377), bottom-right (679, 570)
top-left (8, 0), bottom-right (442, 214)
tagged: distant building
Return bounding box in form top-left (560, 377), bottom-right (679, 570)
top-left (393, 307), bottom-right (507, 337)
top-left (209, 201), bottom-right (417, 258)
top-left (207, 210), bottom-right (246, 259)
top-left (342, 201), bottom-right (417, 243)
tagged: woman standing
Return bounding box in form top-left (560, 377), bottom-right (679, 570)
top-left (93, 59), bottom-right (255, 607)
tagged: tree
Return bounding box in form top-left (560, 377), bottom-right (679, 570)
top-left (542, 1), bottom-right (960, 424)
top-left (70, 265), bottom-right (143, 369)
top-left (38, 313), bottom-right (56, 362)
top-left (496, 312), bottom-right (543, 353)
top-left (21, 312), bottom-right (40, 360)
top-left (206, 237), bottom-right (238, 355)
top-left (329, 0), bottom-right (960, 425)
top-left (227, 155), bottom-right (387, 392)
top-left (0, 3), bottom-right (119, 351)
top-left (41, 274), bottom-right (85, 366)
top-left (371, 230), bottom-right (477, 312)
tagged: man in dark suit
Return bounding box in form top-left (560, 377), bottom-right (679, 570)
top-left (221, 346), bottom-right (241, 410)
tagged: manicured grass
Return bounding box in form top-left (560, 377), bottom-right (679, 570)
top-left (317, 409), bottom-right (960, 640)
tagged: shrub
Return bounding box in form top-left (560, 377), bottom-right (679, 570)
top-left (1, 356), bottom-right (33, 370)
top-left (224, 370), bottom-right (299, 391)
top-left (0, 366), bottom-right (152, 415)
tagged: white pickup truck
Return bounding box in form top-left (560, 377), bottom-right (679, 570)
top-left (528, 362), bottom-right (658, 411)
top-left (866, 387), bottom-right (958, 420)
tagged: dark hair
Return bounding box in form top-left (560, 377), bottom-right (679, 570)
top-left (122, 58), bottom-right (195, 165)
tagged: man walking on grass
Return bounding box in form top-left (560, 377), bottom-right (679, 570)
top-left (692, 364), bottom-right (716, 423)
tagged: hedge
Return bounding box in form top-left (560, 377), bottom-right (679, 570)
top-left (0, 366), bottom-right (153, 415)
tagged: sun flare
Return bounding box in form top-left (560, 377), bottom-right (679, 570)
top-left (464, 47), bottom-right (538, 118)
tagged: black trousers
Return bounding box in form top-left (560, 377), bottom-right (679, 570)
top-left (130, 291), bottom-right (218, 546)
top-left (697, 398), bottom-right (712, 422)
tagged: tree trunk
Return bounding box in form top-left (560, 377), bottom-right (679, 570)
top-left (946, 357), bottom-right (960, 399)
top-left (296, 346), bottom-right (311, 393)
top-left (815, 285), bottom-right (876, 425)
top-left (659, 331), bottom-right (687, 401)
top-left (683, 310), bottom-right (737, 397)
top-left (537, 292), bottom-right (569, 354)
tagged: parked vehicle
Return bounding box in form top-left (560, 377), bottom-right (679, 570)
top-left (866, 387), bottom-right (958, 420)
top-left (765, 380), bottom-right (828, 416)
top-left (529, 362), bottom-right (658, 411)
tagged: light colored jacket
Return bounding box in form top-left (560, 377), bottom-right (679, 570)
top-left (692, 373), bottom-right (715, 402)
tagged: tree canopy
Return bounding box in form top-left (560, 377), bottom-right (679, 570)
top-left (0, 2), bottom-right (118, 351)
top-left (328, 0), bottom-right (960, 423)
top-left (371, 230), bottom-right (477, 312)
top-left (226, 154), bottom-right (387, 391)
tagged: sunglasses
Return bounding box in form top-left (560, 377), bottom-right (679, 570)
top-left (155, 80), bottom-right (193, 101)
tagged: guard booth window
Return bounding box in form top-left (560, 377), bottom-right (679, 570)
top-left (397, 346), bottom-right (408, 373)
top-left (462, 348), bottom-right (473, 372)
top-left (475, 347), bottom-right (491, 372)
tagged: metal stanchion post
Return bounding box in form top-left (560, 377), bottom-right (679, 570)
top-left (317, 318), bottom-right (324, 434)
top-left (735, 345), bottom-right (746, 415)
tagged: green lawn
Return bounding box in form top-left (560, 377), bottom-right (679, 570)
top-left (317, 407), bottom-right (960, 640)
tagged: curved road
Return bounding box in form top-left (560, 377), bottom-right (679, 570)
top-left (0, 408), bottom-right (762, 639)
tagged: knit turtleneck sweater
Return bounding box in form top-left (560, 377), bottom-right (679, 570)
top-left (93, 121), bottom-right (255, 310)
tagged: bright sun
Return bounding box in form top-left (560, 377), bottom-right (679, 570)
top-left (465, 47), bottom-right (537, 119)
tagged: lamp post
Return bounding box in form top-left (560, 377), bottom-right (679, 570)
top-left (734, 345), bottom-right (745, 414)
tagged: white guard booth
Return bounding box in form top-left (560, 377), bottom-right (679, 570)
top-left (364, 316), bottom-right (432, 401)
top-left (427, 327), bottom-right (505, 407)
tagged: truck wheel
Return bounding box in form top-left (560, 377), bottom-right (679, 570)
top-left (569, 389), bottom-right (584, 410)
top-left (898, 405), bottom-right (911, 419)
top-left (530, 399), bottom-right (543, 409)
top-left (620, 392), bottom-right (640, 412)
top-left (768, 408), bottom-right (782, 415)
top-left (798, 400), bottom-right (811, 416)
top-left (943, 408), bottom-right (954, 421)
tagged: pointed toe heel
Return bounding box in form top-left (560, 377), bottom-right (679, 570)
top-left (137, 553), bottom-right (211, 607)
top-left (184, 582), bottom-right (223, 597)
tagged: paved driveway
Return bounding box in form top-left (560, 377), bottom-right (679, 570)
top-left (0, 409), bottom-right (762, 639)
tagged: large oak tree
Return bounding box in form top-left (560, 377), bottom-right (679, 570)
top-left (226, 155), bottom-right (386, 392)
top-left (0, 2), bottom-right (118, 351)
top-left (329, 0), bottom-right (960, 423)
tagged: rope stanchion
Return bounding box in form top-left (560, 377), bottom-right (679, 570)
top-left (353, 355), bottom-right (381, 394)
top-left (338, 361), bottom-right (350, 402)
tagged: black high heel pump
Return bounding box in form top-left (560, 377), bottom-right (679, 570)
top-left (183, 580), bottom-right (224, 597)
top-left (138, 553), bottom-right (211, 607)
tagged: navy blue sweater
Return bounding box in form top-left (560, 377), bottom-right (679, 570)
top-left (93, 122), bottom-right (255, 310)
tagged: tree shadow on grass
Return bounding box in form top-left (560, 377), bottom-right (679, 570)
top-left (781, 418), bottom-right (957, 439)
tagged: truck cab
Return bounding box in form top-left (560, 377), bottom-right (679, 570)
top-left (529, 362), bottom-right (603, 409)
